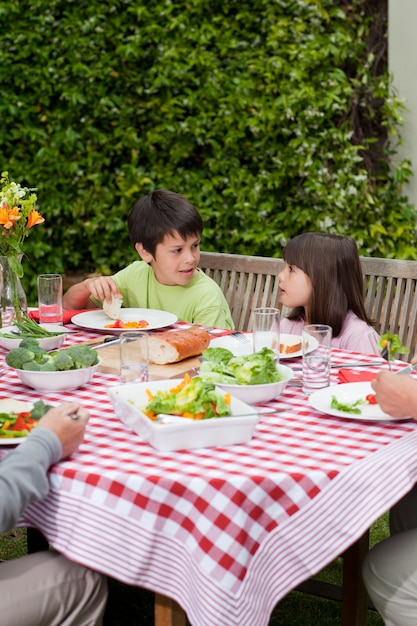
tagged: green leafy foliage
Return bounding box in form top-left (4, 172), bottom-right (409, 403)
top-left (0, 0), bottom-right (415, 304)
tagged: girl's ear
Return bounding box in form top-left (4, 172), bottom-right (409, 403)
top-left (135, 242), bottom-right (153, 263)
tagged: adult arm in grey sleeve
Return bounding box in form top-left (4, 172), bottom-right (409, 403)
top-left (0, 429), bottom-right (61, 533)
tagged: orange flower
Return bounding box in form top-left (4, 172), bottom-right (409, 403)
top-left (26, 209), bottom-right (45, 229)
top-left (0, 205), bottom-right (21, 229)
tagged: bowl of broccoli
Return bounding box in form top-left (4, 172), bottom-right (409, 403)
top-left (5, 338), bottom-right (100, 391)
top-left (199, 347), bottom-right (294, 404)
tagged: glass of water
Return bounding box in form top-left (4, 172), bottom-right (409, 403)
top-left (37, 274), bottom-right (63, 324)
top-left (302, 324), bottom-right (332, 395)
top-left (120, 331), bottom-right (149, 384)
top-left (252, 307), bottom-right (281, 361)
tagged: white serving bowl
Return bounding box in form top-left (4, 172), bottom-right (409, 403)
top-left (10, 362), bottom-right (100, 392)
top-left (108, 380), bottom-right (260, 451)
top-left (213, 363), bottom-right (294, 405)
top-left (0, 324), bottom-right (68, 352)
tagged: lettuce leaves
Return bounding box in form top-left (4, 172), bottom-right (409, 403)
top-left (200, 347), bottom-right (283, 385)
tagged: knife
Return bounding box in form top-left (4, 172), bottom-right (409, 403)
top-left (93, 337), bottom-right (121, 349)
top-left (395, 363), bottom-right (417, 376)
top-left (292, 360), bottom-right (384, 372)
top-left (169, 368), bottom-right (200, 379)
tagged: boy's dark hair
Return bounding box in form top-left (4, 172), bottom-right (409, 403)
top-left (128, 189), bottom-right (203, 257)
top-left (283, 232), bottom-right (375, 336)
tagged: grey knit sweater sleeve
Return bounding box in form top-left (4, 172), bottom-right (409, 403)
top-left (0, 429), bottom-right (62, 533)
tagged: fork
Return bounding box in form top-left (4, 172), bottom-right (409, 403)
top-left (230, 331), bottom-right (251, 343)
top-left (380, 343), bottom-right (392, 371)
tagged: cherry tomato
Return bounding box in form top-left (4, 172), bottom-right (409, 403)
top-left (366, 394), bottom-right (378, 405)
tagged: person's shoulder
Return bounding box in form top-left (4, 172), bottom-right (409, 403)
top-left (193, 270), bottom-right (224, 292)
top-left (114, 260), bottom-right (150, 278)
top-left (280, 317), bottom-right (303, 334)
top-left (195, 269), bottom-right (219, 284)
top-left (343, 310), bottom-right (372, 330)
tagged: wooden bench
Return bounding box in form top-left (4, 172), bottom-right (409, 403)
top-left (200, 251), bottom-right (417, 360)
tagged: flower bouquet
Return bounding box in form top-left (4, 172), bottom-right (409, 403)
top-left (0, 171), bottom-right (45, 325)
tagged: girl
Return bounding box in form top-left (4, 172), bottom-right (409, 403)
top-left (278, 232), bottom-right (380, 354)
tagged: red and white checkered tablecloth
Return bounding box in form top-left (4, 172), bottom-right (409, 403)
top-left (3, 327), bottom-right (417, 626)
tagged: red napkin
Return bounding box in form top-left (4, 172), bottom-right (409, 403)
top-left (29, 309), bottom-right (94, 324)
top-left (337, 369), bottom-right (377, 384)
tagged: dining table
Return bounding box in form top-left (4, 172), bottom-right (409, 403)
top-left (2, 318), bottom-right (417, 626)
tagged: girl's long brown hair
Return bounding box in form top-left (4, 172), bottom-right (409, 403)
top-left (283, 232), bottom-right (375, 337)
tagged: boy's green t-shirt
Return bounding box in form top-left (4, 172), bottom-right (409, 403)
top-left (112, 261), bottom-right (234, 330)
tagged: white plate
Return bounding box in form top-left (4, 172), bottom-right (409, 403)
top-left (309, 382), bottom-right (409, 421)
top-left (209, 333), bottom-right (317, 359)
top-left (0, 437), bottom-right (25, 446)
top-left (71, 308), bottom-right (178, 334)
top-left (0, 399), bottom-right (33, 446)
top-left (108, 380), bottom-right (260, 451)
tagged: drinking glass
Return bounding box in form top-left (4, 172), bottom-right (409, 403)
top-left (37, 274), bottom-right (63, 324)
top-left (252, 307), bottom-right (280, 360)
top-left (302, 324), bottom-right (332, 395)
top-left (120, 331), bottom-right (149, 383)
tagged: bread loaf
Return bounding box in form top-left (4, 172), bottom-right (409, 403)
top-left (148, 329), bottom-right (210, 364)
top-left (280, 336), bottom-right (302, 354)
top-left (103, 295), bottom-right (123, 320)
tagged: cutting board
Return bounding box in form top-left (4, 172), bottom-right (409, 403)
top-left (91, 339), bottom-right (201, 380)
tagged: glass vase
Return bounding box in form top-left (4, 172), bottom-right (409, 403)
top-left (0, 255), bottom-right (28, 327)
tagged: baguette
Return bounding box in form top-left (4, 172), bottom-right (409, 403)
top-left (148, 329), bottom-right (210, 364)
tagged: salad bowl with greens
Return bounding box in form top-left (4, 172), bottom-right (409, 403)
top-left (107, 377), bottom-right (260, 451)
top-left (199, 347), bottom-right (294, 404)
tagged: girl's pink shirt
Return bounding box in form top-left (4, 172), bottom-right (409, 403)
top-left (280, 310), bottom-right (380, 355)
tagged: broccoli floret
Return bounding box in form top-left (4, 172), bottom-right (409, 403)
top-left (52, 351), bottom-right (75, 371)
top-left (30, 400), bottom-right (53, 420)
top-left (6, 347), bottom-right (36, 369)
top-left (22, 361), bottom-right (41, 371)
top-left (39, 361), bottom-right (57, 371)
top-left (19, 337), bottom-right (41, 350)
top-left (65, 345), bottom-right (98, 369)
top-left (30, 346), bottom-right (49, 362)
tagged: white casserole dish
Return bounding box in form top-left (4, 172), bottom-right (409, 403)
top-left (107, 379), bottom-right (260, 451)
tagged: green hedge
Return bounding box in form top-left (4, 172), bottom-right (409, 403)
top-left (0, 0), bottom-right (415, 303)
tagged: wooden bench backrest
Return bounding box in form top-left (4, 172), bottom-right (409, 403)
top-left (199, 251), bottom-right (285, 332)
top-left (360, 256), bottom-right (417, 360)
top-left (200, 251), bottom-right (417, 361)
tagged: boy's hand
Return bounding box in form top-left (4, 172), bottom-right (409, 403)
top-left (84, 276), bottom-right (121, 303)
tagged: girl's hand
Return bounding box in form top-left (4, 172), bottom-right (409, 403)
top-left (371, 371), bottom-right (417, 419)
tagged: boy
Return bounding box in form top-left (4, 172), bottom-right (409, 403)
top-left (63, 189), bottom-right (234, 329)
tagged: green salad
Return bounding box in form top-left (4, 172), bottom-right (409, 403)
top-left (199, 347), bottom-right (283, 386)
top-left (330, 396), bottom-right (365, 414)
top-left (144, 376), bottom-right (231, 419)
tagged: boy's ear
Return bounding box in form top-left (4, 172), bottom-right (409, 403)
top-left (135, 242), bottom-right (153, 263)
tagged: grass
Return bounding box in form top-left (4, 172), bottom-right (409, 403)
top-left (1, 515), bottom-right (388, 625)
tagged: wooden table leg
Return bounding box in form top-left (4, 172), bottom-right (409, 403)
top-left (341, 530), bottom-right (370, 626)
top-left (154, 593), bottom-right (187, 626)
top-left (26, 528), bottom-right (49, 553)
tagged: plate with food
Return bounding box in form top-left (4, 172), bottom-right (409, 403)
top-left (71, 308), bottom-right (178, 333)
top-left (108, 375), bottom-right (260, 451)
top-left (0, 399), bottom-right (53, 445)
top-left (209, 333), bottom-right (315, 359)
top-left (309, 382), bottom-right (410, 421)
